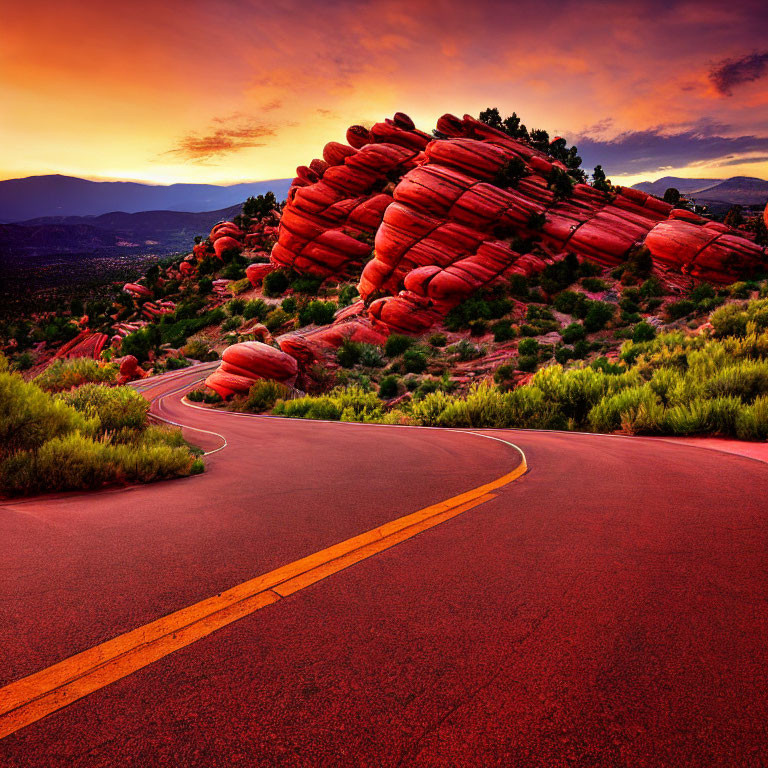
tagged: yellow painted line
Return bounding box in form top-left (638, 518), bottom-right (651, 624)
top-left (0, 445), bottom-right (526, 741)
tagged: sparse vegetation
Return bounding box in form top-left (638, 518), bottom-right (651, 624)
top-left (34, 358), bottom-right (117, 392)
top-left (0, 358), bottom-right (201, 496)
top-left (256, 298), bottom-right (768, 441)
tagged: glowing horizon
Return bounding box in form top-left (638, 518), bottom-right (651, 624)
top-left (3, 0), bottom-right (767, 189)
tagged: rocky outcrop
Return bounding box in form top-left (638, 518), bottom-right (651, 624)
top-left (203, 111), bottom-right (767, 396)
top-left (52, 330), bottom-right (109, 362)
top-left (193, 207), bottom-right (281, 266)
top-left (270, 116), bottom-right (430, 278)
top-left (204, 341), bottom-right (298, 398)
top-left (123, 283), bottom-right (153, 300)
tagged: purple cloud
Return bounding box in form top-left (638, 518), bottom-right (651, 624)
top-left (710, 51), bottom-right (768, 96)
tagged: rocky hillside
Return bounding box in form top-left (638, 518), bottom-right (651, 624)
top-left (5, 109), bottom-right (768, 428)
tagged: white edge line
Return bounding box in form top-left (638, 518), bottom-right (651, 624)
top-left (171, 384), bottom-right (528, 474)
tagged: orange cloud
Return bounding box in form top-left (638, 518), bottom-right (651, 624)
top-left (1, 0), bottom-right (766, 185)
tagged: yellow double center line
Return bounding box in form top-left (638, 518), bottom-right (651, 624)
top-left (0, 438), bottom-right (526, 740)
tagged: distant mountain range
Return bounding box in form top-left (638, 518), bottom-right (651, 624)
top-left (0, 174), bottom-right (292, 223)
top-left (0, 205), bottom-right (243, 258)
top-left (632, 176), bottom-right (768, 206)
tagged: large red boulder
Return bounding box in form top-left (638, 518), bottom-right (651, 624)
top-left (123, 283), bottom-right (152, 299)
top-left (245, 262), bottom-right (275, 286)
top-left (213, 236), bottom-right (243, 260)
top-left (204, 341), bottom-right (298, 398)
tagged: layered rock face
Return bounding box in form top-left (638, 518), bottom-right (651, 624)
top-left (205, 341), bottom-right (298, 399)
top-left (205, 112), bottom-right (766, 396)
top-left (271, 113), bottom-right (430, 278)
top-left (192, 207), bottom-right (280, 269)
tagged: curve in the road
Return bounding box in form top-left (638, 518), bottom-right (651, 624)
top-left (0, 366), bottom-right (527, 741)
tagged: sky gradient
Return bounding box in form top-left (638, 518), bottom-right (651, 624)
top-left (3, 0), bottom-right (767, 187)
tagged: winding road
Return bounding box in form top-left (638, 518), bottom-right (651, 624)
top-left (1, 363), bottom-right (768, 767)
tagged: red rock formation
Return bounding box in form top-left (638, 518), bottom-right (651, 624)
top-left (204, 341), bottom-right (298, 398)
top-left (115, 355), bottom-right (147, 384)
top-left (204, 111), bottom-right (766, 395)
top-left (245, 262), bottom-right (275, 287)
top-left (213, 235), bottom-right (243, 260)
top-left (123, 283), bottom-right (153, 299)
top-left (271, 114), bottom-right (429, 278)
top-left (645, 219), bottom-right (766, 283)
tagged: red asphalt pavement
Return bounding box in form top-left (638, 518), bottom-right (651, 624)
top-left (1, 364), bottom-right (768, 766)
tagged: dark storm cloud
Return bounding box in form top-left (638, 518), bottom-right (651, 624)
top-left (710, 52), bottom-right (768, 96)
top-left (575, 127), bottom-right (768, 176)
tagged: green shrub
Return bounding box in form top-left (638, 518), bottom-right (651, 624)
top-left (428, 333), bottom-right (448, 347)
top-left (554, 290), bottom-right (587, 316)
top-left (34, 358), bottom-right (117, 392)
top-left (385, 334), bottom-right (414, 357)
top-left (728, 281), bottom-right (750, 299)
top-left (337, 340), bottom-right (363, 368)
top-left (588, 385), bottom-right (662, 434)
top-left (59, 384), bottom-right (149, 435)
top-left (338, 284), bottom-right (359, 307)
top-left (0, 367), bottom-right (199, 496)
top-left (494, 363), bottom-right (517, 386)
top-left (222, 316), bottom-right (242, 332)
top-left (229, 277), bottom-right (252, 295)
top-left (187, 388), bottom-right (206, 402)
top-left (298, 300), bottom-right (336, 326)
top-left (290, 274), bottom-right (323, 294)
top-left (12, 352), bottom-right (34, 371)
top-left (710, 299), bottom-right (768, 338)
top-left (640, 277), bottom-right (663, 298)
top-left (666, 299), bottom-right (696, 320)
top-left (582, 277), bottom-right (607, 292)
top-left (263, 270), bottom-right (290, 297)
top-left (226, 298), bottom-right (246, 316)
top-left (664, 396), bottom-right (742, 436)
top-left (735, 396), bottom-right (768, 440)
top-left (359, 344), bottom-right (385, 368)
top-left (492, 320), bottom-right (516, 342)
top-left (518, 338), bottom-right (539, 356)
top-left (469, 319), bottom-right (487, 336)
top-left (264, 308), bottom-right (290, 332)
top-left (272, 386), bottom-right (383, 423)
top-left (0, 430), bottom-right (195, 496)
top-left (242, 299), bottom-right (269, 320)
top-left (445, 294), bottom-right (511, 331)
top-left (378, 375), bottom-right (400, 399)
top-left (632, 322), bottom-right (656, 343)
top-left (240, 379), bottom-right (291, 413)
top-left (702, 361), bottom-right (768, 402)
top-left (281, 296), bottom-right (297, 313)
top-left (0, 371), bottom-right (91, 458)
top-left (560, 323), bottom-right (585, 344)
top-left (450, 340), bottom-right (483, 361)
top-left (506, 275), bottom-right (530, 298)
top-left (403, 348), bottom-right (428, 374)
top-left (583, 301), bottom-right (615, 332)
top-left (181, 339), bottom-right (218, 362)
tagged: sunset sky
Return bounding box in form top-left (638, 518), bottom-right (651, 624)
top-left (2, 0), bottom-right (767, 187)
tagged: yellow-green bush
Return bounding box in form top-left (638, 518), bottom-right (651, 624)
top-left (0, 357), bottom-right (201, 496)
top-left (33, 358), bottom-right (117, 392)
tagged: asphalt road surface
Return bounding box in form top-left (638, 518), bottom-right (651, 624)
top-left (1, 364), bottom-right (767, 767)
